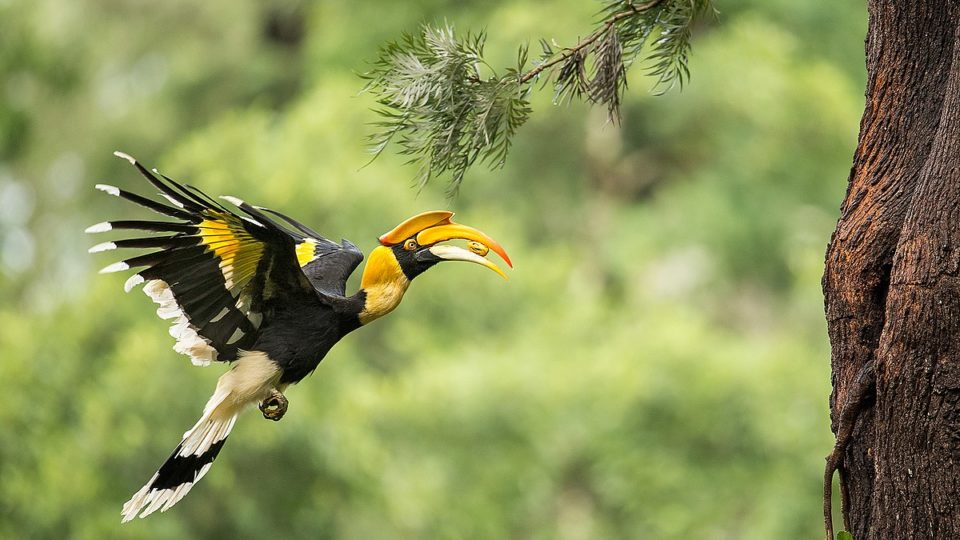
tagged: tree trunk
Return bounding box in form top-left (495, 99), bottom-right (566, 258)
top-left (823, 2), bottom-right (960, 538)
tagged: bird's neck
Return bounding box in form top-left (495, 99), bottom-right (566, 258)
top-left (356, 246), bottom-right (410, 325)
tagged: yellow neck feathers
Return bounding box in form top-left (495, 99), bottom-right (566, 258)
top-left (358, 246), bottom-right (410, 325)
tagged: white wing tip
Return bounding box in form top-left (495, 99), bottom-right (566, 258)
top-left (95, 184), bottom-right (121, 196)
top-left (220, 195), bottom-right (244, 206)
top-left (88, 241), bottom-right (117, 253)
top-left (99, 261), bottom-right (129, 274)
top-left (159, 192), bottom-right (185, 208)
top-left (85, 222), bottom-right (112, 233)
top-left (113, 151), bottom-right (136, 164)
top-left (124, 274), bottom-right (145, 293)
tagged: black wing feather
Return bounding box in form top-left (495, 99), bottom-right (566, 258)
top-left (110, 236), bottom-right (200, 250)
top-left (258, 206), bottom-right (328, 241)
top-left (300, 240), bottom-right (364, 296)
top-left (97, 185), bottom-right (198, 222)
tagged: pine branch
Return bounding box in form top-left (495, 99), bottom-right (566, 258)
top-left (362, 0), bottom-right (714, 192)
top-left (518, 0), bottom-right (663, 85)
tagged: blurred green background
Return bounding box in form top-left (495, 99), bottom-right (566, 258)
top-left (0, 0), bottom-right (864, 538)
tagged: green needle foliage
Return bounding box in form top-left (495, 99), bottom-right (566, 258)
top-left (363, 0), bottom-right (714, 192)
top-left (362, 26), bottom-right (531, 193)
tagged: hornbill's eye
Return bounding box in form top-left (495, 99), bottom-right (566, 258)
top-left (403, 238), bottom-right (419, 251)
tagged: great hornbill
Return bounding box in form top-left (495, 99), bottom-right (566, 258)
top-left (88, 152), bottom-right (511, 522)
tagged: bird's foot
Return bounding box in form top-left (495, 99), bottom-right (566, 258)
top-left (259, 390), bottom-right (288, 421)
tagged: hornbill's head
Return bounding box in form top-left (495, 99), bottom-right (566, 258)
top-left (357, 211), bottom-right (511, 324)
top-left (379, 210), bottom-right (512, 280)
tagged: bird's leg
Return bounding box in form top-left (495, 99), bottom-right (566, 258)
top-left (259, 388), bottom-right (288, 421)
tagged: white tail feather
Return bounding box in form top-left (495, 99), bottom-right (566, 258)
top-left (121, 353), bottom-right (282, 522)
top-left (121, 389), bottom-right (239, 522)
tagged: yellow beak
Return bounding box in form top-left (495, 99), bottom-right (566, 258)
top-left (378, 211), bottom-right (454, 245)
top-left (379, 211), bottom-right (512, 279)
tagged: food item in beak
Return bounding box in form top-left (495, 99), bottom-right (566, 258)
top-left (468, 241), bottom-right (489, 257)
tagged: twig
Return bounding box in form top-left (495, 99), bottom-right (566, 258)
top-left (823, 359), bottom-right (876, 540)
top-left (518, 0), bottom-right (665, 84)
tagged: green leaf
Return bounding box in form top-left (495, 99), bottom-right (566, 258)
top-left (837, 531), bottom-right (854, 540)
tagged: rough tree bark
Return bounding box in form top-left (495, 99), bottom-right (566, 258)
top-left (823, 2), bottom-right (960, 538)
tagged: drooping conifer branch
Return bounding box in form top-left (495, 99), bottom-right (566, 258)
top-left (362, 0), bottom-right (714, 192)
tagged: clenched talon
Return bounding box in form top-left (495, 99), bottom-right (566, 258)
top-left (259, 390), bottom-right (288, 421)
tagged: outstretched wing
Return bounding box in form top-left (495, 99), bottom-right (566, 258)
top-left (259, 206), bottom-right (364, 296)
top-left (88, 152), bottom-right (323, 366)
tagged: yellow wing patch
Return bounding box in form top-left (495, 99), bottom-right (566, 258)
top-left (198, 212), bottom-right (265, 288)
top-left (295, 238), bottom-right (318, 267)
